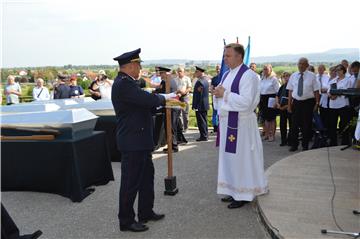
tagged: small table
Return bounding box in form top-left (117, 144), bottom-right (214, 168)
top-left (1, 131), bottom-right (114, 202)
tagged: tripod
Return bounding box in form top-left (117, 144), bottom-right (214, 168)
top-left (321, 228), bottom-right (359, 238)
top-left (321, 209), bottom-right (360, 238)
top-left (340, 116), bottom-right (359, 150)
top-left (320, 145), bottom-right (360, 238)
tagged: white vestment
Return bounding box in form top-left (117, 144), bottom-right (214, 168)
top-left (214, 64), bottom-right (268, 201)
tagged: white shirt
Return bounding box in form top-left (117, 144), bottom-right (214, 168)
top-left (5, 83), bottom-right (21, 104)
top-left (98, 80), bottom-right (113, 99)
top-left (328, 76), bottom-right (352, 109)
top-left (32, 86), bottom-right (50, 101)
top-left (175, 76), bottom-right (192, 92)
top-left (348, 75), bottom-right (357, 88)
top-left (317, 74), bottom-right (331, 108)
top-left (286, 70), bottom-right (319, 100)
top-left (260, 76), bottom-right (280, 95)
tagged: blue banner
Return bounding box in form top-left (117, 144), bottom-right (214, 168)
top-left (244, 36), bottom-right (251, 66)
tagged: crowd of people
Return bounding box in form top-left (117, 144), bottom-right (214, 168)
top-left (144, 57), bottom-right (360, 153)
top-left (2, 70), bottom-right (114, 104)
top-left (151, 65), bottom-right (210, 153)
top-left (256, 59), bottom-right (360, 150)
top-left (3, 57), bottom-right (359, 151)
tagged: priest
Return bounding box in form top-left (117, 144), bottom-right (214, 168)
top-left (213, 43), bottom-right (268, 209)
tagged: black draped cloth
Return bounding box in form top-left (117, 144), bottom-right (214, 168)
top-left (1, 131), bottom-right (114, 202)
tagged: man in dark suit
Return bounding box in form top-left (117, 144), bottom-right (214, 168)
top-left (1, 203), bottom-right (42, 239)
top-left (193, 66), bottom-right (210, 141)
top-left (111, 48), bottom-right (167, 232)
top-left (153, 67), bottom-right (187, 152)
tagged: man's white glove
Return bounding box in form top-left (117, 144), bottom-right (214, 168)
top-left (160, 92), bottom-right (177, 100)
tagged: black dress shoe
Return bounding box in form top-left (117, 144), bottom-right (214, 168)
top-left (178, 140), bottom-right (188, 145)
top-left (279, 142), bottom-right (287, 146)
top-left (196, 138), bottom-right (208, 142)
top-left (221, 196), bottom-right (234, 202)
top-left (289, 146), bottom-right (298, 152)
top-left (20, 230), bottom-right (43, 239)
top-left (120, 222), bottom-right (148, 232)
top-left (163, 148), bottom-right (179, 153)
top-left (227, 200), bottom-right (250, 209)
top-left (139, 213), bottom-right (165, 223)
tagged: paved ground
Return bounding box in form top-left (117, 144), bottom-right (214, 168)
top-left (258, 146), bottom-right (360, 239)
top-left (2, 129), bottom-right (296, 239)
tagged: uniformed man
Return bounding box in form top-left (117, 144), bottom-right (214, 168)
top-left (193, 66), bottom-right (210, 141)
top-left (53, 74), bottom-right (71, 99)
top-left (153, 67), bottom-right (183, 152)
top-left (111, 48), bottom-right (168, 232)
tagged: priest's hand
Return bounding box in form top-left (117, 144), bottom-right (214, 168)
top-left (214, 85), bottom-right (225, 98)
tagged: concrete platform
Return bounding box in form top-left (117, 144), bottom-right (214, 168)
top-left (257, 147), bottom-right (360, 239)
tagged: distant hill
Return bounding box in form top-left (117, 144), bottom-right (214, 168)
top-left (143, 48), bottom-right (359, 66)
top-left (252, 48), bottom-right (359, 63)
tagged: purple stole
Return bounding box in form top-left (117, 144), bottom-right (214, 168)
top-left (216, 64), bottom-right (249, 153)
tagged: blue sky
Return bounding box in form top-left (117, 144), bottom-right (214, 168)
top-left (1, 0), bottom-right (359, 67)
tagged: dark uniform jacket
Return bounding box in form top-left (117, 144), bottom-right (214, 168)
top-left (192, 77), bottom-right (210, 111)
top-left (211, 74), bottom-right (221, 88)
top-left (154, 78), bottom-right (178, 94)
top-left (153, 78), bottom-right (178, 113)
top-left (54, 83), bottom-right (71, 99)
top-left (111, 72), bottom-right (166, 152)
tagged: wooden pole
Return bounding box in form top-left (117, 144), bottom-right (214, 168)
top-left (165, 76), bottom-right (173, 177)
top-left (163, 75), bottom-right (178, 196)
top-left (1, 135), bottom-right (55, 140)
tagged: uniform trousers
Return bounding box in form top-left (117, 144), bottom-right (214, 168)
top-left (119, 150), bottom-right (154, 226)
top-left (290, 98), bottom-right (315, 149)
top-left (164, 109), bottom-right (179, 149)
top-left (196, 110), bottom-right (208, 139)
top-left (1, 204), bottom-right (20, 239)
top-left (153, 113), bottom-right (165, 149)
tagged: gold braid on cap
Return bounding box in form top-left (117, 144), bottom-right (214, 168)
top-left (130, 58), bottom-right (141, 62)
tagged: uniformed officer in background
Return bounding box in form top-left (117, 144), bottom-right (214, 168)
top-left (153, 66), bottom-right (187, 152)
top-left (111, 48), bottom-right (168, 232)
top-left (53, 73), bottom-right (71, 99)
top-left (192, 66), bottom-right (210, 141)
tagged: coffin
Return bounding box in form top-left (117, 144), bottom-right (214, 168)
top-left (1, 108), bottom-right (98, 139)
top-left (0, 103), bottom-right (60, 114)
top-left (65, 99), bottom-right (115, 116)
